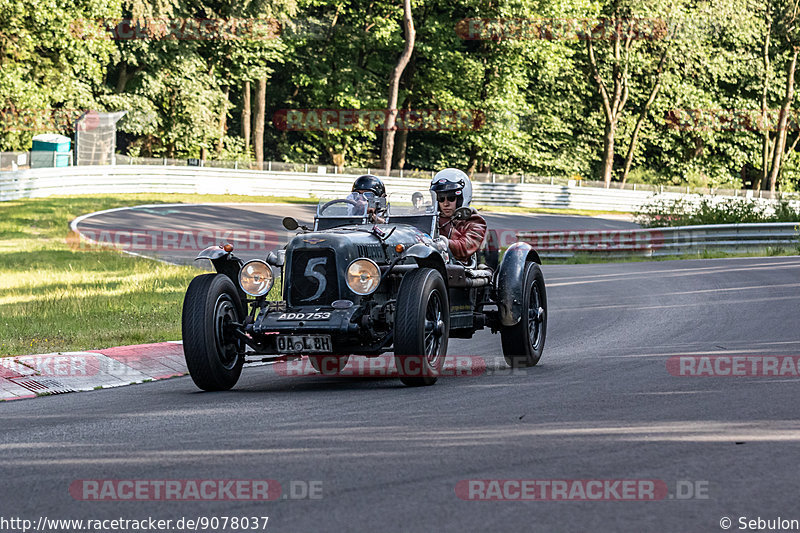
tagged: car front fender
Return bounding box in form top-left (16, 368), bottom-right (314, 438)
top-left (402, 243), bottom-right (448, 282)
top-left (195, 246), bottom-right (244, 296)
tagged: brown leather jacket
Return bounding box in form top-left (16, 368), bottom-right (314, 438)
top-left (438, 211), bottom-right (488, 263)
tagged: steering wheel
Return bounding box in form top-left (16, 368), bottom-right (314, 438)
top-left (320, 198), bottom-right (361, 215)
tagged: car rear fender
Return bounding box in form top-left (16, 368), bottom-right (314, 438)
top-left (496, 242), bottom-right (541, 326)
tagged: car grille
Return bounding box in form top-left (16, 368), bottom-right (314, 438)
top-left (289, 249), bottom-right (339, 306)
top-left (357, 244), bottom-right (384, 260)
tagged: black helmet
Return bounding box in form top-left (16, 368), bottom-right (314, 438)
top-left (352, 174), bottom-right (386, 198)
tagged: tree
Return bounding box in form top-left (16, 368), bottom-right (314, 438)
top-left (767, 0), bottom-right (800, 192)
top-left (380, 0), bottom-right (416, 174)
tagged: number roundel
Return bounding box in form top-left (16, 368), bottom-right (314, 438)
top-left (301, 257), bottom-right (327, 302)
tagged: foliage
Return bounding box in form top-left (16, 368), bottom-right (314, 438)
top-left (3, 0), bottom-right (800, 190)
top-left (636, 196), bottom-right (800, 227)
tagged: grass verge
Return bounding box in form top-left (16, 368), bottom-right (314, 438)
top-left (0, 193), bottom-right (305, 357)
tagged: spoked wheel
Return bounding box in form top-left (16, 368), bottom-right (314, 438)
top-left (501, 262), bottom-right (547, 368)
top-left (394, 268), bottom-right (450, 387)
top-left (309, 355), bottom-right (350, 375)
top-left (182, 274), bottom-right (246, 391)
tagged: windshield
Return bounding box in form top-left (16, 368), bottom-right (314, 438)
top-left (315, 193), bottom-right (370, 218)
top-left (386, 190), bottom-right (435, 216)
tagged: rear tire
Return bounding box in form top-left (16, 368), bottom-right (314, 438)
top-left (501, 262), bottom-right (547, 368)
top-left (182, 274), bottom-right (245, 391)
top-left (394, 268), bottom-right (449, 387)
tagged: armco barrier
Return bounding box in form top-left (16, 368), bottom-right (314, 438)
top-left (0, 165), bottom-right (659, 212)
top-left (516, 223), bottom-right (800, 258)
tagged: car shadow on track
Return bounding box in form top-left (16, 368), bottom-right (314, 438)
top-left (183, 358), bottom-right (557, 394)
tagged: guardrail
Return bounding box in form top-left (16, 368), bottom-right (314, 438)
top-left (2, 165), bottom-right (798, 213)
top-left (0, 164), bottom-right (663, 212)
top-left (515, 223), bottom-right (800, 258)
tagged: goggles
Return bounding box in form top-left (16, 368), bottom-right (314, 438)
top-left (437, 194), bottom-right (458, 203)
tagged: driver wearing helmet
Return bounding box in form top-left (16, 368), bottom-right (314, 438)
top-left (430, 168), bottom-right (487, 263)
top-left (349, 174), bottom-right (387, 223)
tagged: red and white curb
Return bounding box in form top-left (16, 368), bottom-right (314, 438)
top-left (0, 341), bottom-right (187, 401)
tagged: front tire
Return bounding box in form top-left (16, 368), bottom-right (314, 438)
top-left (182, 274), bottom-right (245, 391)
top-left (394, 268), bottom-right (450, 387)
top-left (501, 262), bottom-right (547, 368)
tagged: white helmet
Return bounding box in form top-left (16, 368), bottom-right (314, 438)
top-left (430, 168), bottom-right (472, 208)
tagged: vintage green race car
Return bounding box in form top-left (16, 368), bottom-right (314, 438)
top-left (181, 191), bottom-right (547, 390)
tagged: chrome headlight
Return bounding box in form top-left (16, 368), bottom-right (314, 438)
top-left (239, 260), bottom-right (274, 297)
top-left (346, 258), bottom-right (380, 295)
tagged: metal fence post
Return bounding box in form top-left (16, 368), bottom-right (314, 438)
top-left (268, 161), bottom-right (272, 171)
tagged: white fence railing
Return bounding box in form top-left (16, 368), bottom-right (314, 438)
top-left (516, 223), bottom-right (800, 258)
top-left (1, 165), bottom-right (798, 213)
top-left (0, 165), bottom-right (663, 212)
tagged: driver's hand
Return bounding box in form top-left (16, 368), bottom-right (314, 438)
top-left (453, 207), bottom-right (471, 220)
top-left (435, 236), bottom-right (449, 252)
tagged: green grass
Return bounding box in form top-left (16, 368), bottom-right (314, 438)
top-left (0, 193), bottom-right (305, 357)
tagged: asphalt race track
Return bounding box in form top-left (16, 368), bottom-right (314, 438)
top-left (71, 203), bottom-right (638, 264)
top-left (2, 205), bottom-right (799, 532)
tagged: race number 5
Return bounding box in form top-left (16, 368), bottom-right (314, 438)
top-left (301, 257), bottom-right (327, 301)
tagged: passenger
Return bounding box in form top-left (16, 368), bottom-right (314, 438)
top-left (411, 191), bottom-right (426, 212)
top-left (430, 168), bottom-right (487, 263)
top-left (349, 174), bottom-right (387, 223)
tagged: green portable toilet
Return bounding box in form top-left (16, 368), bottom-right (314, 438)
top-left (31, 133), bottom-right (72, 168)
